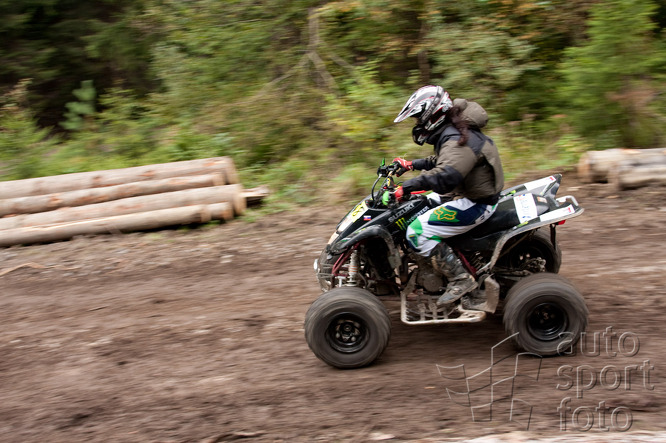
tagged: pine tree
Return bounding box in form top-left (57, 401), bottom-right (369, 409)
top-left (559, 0), bottom-right (666, 148)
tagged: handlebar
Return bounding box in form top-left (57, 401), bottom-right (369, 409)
top-left (371, 159), bottom-right (428, 207)
top-left (377, 162), bottom-right (401, 178)
top-left (371, 160), bottom-right (410, 207)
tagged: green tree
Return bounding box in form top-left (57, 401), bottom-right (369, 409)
top-left (0, 80), bottom-right (58, 179)
top-left (5, 0), bottom-right (663, 199)
top-left (428, 17), bottom-right (541, 115)
top-left (61, 80), bottom-right (96, 131)
top-left (0, 0), bottom-right (154, 126)
top-left (559, 0), bottom-right (666, 148)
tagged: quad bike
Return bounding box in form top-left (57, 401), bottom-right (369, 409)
top-left (305, 161), bottom-right (588, 369)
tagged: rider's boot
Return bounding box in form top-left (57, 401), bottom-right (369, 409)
top-left (429, 243), bottom-right (478, 306)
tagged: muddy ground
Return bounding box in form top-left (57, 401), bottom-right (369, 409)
top-left (1, 173), bottom-right (665, 442)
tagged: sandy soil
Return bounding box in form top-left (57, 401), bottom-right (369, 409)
top-left (1, 174), bottom-right (665, 442)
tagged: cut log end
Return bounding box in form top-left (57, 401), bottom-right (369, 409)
top-left (609, 161), bottom-right (666, 191)
top-left (577, 148), bottom-right (666, 184)
top-left (243, 186), bottom-right (270, 207)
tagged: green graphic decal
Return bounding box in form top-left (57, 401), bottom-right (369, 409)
top-left (407, 218), bottom-right (423, 247)
top-left (430, 207), bottom-right (459, 223)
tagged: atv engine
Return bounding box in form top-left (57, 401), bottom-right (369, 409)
top-left (417, 270), bottom-right (445, 293)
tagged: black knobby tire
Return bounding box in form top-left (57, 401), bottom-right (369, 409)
top-left (502, 229), bottom-right (562, 273)
top-left (503, 273), bottom-right (588, 356)
top-left (304, 287), bottom-right (391, 369)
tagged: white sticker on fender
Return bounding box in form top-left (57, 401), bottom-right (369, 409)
top-left (514, 193), bottom-right (538, 222)
top-left (523, 175), bottom-right (556, 192)
top-left (540, 205), bottom-right (575, 222)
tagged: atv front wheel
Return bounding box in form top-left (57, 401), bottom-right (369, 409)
top-left (304, 287), bottom-right (391, 369)
top-left (503, 273), bottom-right (588, 356)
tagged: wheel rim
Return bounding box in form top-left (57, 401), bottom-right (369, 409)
top-left (326, 313), bottom-right (368, 353)
top-left (526, 302), bottom-right (567, 341)
top-left (511, 245), bottom-right (545, 268)
top-left (502, 235), bottom-right (559, 273)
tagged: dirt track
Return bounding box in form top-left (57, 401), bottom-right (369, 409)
top-left (1, 175), bottom-right (665, 442)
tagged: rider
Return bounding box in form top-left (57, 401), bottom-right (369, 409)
top-left (392, 85), bottom-right (504, 306)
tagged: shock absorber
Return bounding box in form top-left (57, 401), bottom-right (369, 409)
top-left (346, 250), bottom-right (359, 286)
top-left (469, 251), bottom-right (485, 273)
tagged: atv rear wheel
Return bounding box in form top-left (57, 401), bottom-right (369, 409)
top-left (500, 228), bottom-right (562, 273)
top-left (503, 273), bottom-right (588, 356)
top-left (304, 287), bottom-right (391, 369)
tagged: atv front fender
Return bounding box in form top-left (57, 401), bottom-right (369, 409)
top-left (329, 225), bottom-right (401, 270)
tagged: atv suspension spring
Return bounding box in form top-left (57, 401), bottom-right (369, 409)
top-left (469, 252), bottom-right (486, 272)
top-left (346, 251), bottom-right (359, 286)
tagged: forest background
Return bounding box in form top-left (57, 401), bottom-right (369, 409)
top-left (1, 0), bottom-right (665, 208)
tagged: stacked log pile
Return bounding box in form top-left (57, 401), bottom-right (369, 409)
top-left (577, 148), bottom-right (666, 190)
top-left (0, 157), bottom-right (268, 247)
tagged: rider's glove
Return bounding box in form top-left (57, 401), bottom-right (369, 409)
top-left (392, 157), bottom-right (413, 177)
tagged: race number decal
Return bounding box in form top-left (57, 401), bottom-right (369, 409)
top-left (337, 200), bottom-right (368, 232)
top-left (349, 200), bottom-right (368, 223)
top-left (514, 194), bottom-right (538, 222)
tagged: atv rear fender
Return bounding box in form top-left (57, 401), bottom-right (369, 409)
top-left (479, 194), bottom-right (583, 273)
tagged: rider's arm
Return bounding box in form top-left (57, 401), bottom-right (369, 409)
top-left (402, 139), bottom-right (477, 195)
top-left (411, 155), bottom-right (437, 171)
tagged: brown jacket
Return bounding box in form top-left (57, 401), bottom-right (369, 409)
top-left (403, 99), bottom-right (504, 204)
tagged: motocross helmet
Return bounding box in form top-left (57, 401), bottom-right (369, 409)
top-left (394, 85), bottom-right (453, 145)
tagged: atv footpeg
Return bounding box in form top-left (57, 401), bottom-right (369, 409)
top-left (400, 291), bottom-right (486, 325)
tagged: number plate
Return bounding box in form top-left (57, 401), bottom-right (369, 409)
top-left (349, 200), bottom-right (368, 223)
top-left (337, 200), bottom-right (368, 233)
